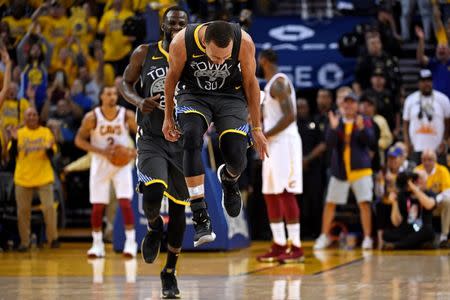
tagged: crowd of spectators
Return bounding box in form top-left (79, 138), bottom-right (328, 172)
top-left (0, 0), bottom-right (450, 252)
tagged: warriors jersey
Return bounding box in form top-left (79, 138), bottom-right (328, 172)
top-left (137, 41), bottom-right (169, 137)
top-left (91, 106), bottom-right (130, 151)
top-left (177, 23), bottom-right (245, 101)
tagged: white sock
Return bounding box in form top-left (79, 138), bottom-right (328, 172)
top-left (125, 229), bottom-right (136, 241)
top-left (270, 222), bottom-right (287, 246)
top-left (92, 231), bottom-right (103, 243)
top-left (287, 223), bottom-right (301, 247)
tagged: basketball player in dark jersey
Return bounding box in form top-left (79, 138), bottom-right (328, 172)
top-left (163, 21), bottom-right (268, 245)
top-left (118, 6), bottom-right (188, 299)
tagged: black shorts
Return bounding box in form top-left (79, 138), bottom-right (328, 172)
top-left (176, 94), bottom-right (250, 142)
top-left (136, 133), bottom-right (189, 206)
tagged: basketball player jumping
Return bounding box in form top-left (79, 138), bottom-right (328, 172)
top-left (162, 21), bottom-right (268, 246)
top-left (75, 85), bottom-right (138, 258)
top-left (256, 49), bottom-right (304, 263)
top-left (118, 6), bottom-right (189, 299)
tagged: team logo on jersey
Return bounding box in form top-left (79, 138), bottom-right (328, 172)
top-left (190, 61), bottom-right (231, 91)
top-left (147, 66), bottom-right (168, 110)
top-left (99, 125), bottom-right (122, 136)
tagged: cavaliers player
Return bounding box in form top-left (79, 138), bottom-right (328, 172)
top-left (163, 21), bottom-right (268, 246)
top-left (118, 6), bottom-right (189, 299)
top-left (75, 85), bottom-right (138, 258)
top-left (256, 49), bottom-right (304, 263)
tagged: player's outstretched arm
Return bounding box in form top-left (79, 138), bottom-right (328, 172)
top-left (75, 112), bottom-right (112, 159)
top-left (119, 45), bottom-right (160, 113)
top-left (264, 77), bottom-right (295, 138)
top-left (239, 30), bottom-right (268, 159)
top-left (163, 29), bottom-right (186, 142)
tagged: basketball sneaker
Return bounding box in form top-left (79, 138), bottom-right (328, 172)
top-left (313, 234), bottom-right (332, 250)
top-left (192, 203), bottom-right (216, 247)
top-left (217, 164), bottom-right (242, 217)
top-left (87, 242), bottom-right (105, 258)
top-left (141, 216), bottom-right (164, 263)
top-left (161, 269), bottom-right (180, 299)
top-left (123, 239), bottom-right (138, 258)
top-left (256, 243), bottom-right (288, 262)
top-left (361, 236), bottom-right (373, 250)
top-left (278, 246), bottom-right (305, 263)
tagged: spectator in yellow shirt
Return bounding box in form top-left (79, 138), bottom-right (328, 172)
top-left (1, 3), bottom-right (32, 47)
top-left (415, 149), bottom-right (450, 248)
top-left (98, 0), bottom-right (135, 76)
top-left (9, 107), bottom-right (59, 252)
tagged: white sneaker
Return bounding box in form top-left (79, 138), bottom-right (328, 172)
top-left (314, 234), bottom-right (332, 250)
top-left (123, 239), bottom-right (138, 258)
top-left (362, 237), bottom-right (373, 250)
top-left (87, 242), bottom-right (105, 258)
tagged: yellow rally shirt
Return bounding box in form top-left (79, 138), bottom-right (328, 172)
top-left (98, 9), bottom-right (134, 61)
top-left (343, 122), bottom-right (372, 182)
top-left (415, 164), bottom-right (450, 194)
top-left (0, 98), bottom-right (29, 130)
top-left (14, 126), bottom-right (56, 187)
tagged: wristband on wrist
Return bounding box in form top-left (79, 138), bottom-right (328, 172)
top-left (251, 126), bottom-right (262, 132)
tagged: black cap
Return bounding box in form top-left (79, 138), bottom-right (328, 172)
top-left (419, 69), bottom-right (432, 80)
top-left (372, 67), bottom-right (385, 77)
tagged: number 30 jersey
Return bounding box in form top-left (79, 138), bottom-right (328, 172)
top-left (138, 41), bottom-right (169, 137)
top-left (177, 23), bottom-right (245, 102)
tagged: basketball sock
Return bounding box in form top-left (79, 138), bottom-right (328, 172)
top-left (91, 204), bottom-right (106, 229)
top-left (125, 229), bottom-right (135, 241)
top-left (119, 198), bottom-right (135, 226)
top-left (270, 222), bottom-right (287, 246)
top-left (286, 223), bottom-right (301, 247)
top-left (164, 249), bottom-right (180, 271)
top-left (281, 192), bottom-right (300, 222)
top-left (92, 231), bottom-right (103, 244)
top-left (264, 194), bottom-right (283, 221)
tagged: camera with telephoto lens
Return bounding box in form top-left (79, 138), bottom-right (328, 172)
top-left (396, 172), bottom-right (419, 191)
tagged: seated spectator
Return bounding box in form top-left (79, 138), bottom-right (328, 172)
top-left (395, 141), bottom-right (417, 172)
top-left (314, 92), bottom-right (376, 250)
top-left (8, 107), bottom-right (59, 251)
top-left (70, 79), bottom-right (93, 113)
top-left (374, 146), bottom-right (404, 248)
top-left (1, 2), bottom-right (31, 48)
top-left (361, 67), bottom-right (398, 131)
top-left (416, 26), bottom-right (450, 100)
top-left (415, 149), bottom-right (450, 248)
top-left (383, 170), bottom-right (436, 250)
top-left (359, 95), bottom-right (393, 167)
top-left (402, 69), bottom-right (450, 164)
top-left (353, 32), bottom-right (400, 96)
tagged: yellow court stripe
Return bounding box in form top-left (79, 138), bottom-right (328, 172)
top-left (164, 191), bottom-right (190, 206)
top-left (144, 179), bottom-right (168, 189)
top-left (194, 24), bottom-right (206, 53)
top-left (158, 40), bottom-right (169, 60)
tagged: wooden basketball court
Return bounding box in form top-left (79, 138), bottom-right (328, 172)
top-left (1, 241), bottom-right (450, 299)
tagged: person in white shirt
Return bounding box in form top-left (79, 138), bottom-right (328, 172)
top-left (402, 69), bottom-right (450, 164)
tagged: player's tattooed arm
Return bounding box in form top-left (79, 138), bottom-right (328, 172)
top-left (75, 112), bottom-right (111, 158)
top-left (264, 77), bottom-right (295, 138)
top-left (119, 45), bottom-right (159, 113)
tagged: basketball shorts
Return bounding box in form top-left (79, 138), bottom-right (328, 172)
top-left (136, 133), bottom-right (190, 206)
top-left (176, 95), bottom-right (251, 143)
top-left (262, 134), bottom-right (303, 195)
top-left (90, 155), bottom-right (133, 204)
top-left (326, 175), bottom-right (373, 204)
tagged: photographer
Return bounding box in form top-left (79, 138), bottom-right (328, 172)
top-left (382, 171), bottom-right (436, 250)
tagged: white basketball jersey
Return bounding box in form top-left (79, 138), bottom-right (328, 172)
top-left (91, 106), bottom-right (130, 150)
top-left (263, 73), bottom-right (298, 138)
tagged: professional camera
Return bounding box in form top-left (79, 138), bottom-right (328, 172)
top-left (396, 171), bottom-right (419, 190)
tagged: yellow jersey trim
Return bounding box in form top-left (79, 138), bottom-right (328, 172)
top-left (158, 40), bottom-right (169, 60)
top-left (183, 110), bottom-right (209, 126)
top-left (194, 24), bottom-right (206, 53)
top-left (164, 191), bottom-right (190, 206)
top-left (219, 129), bottom-right (247, 143)
top-left (144, 179), bottom-right (168, 189)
